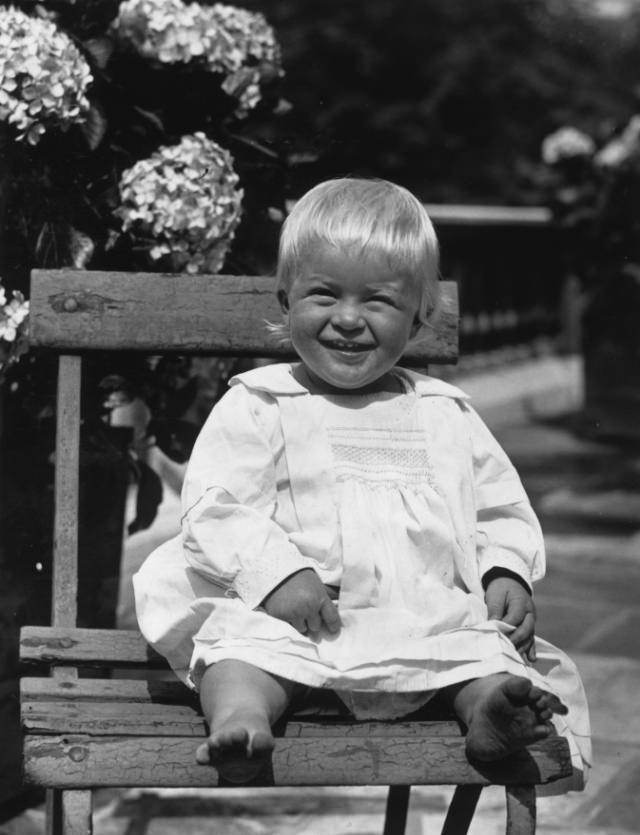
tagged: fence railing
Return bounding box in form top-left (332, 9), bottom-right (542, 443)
top-left (426, 204), bottom-right (552, 227)
top-left (426, 204), bottom-right (568, 359)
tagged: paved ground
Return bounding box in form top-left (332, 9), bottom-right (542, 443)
top-left (3, 354), bottom-right (640, 835)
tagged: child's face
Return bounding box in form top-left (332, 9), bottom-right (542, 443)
top-left (280, 242), bottom-right (421, 394)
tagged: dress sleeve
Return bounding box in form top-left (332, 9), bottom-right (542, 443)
top-left (181, 385), bottom-right (316, 609)
top-left (462, 402), bottom-right (546, 588)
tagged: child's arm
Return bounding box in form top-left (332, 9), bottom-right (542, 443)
top-left (463, 402), bottom-right (544, 661)
top-left (182, 386), bottom-right (324, 611)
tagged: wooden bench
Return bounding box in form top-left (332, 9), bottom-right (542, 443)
top-left (19, 268), bottom-right (572, 835)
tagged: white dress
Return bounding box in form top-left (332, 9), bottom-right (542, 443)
top-left (134, 363), bottom-right (591, 791)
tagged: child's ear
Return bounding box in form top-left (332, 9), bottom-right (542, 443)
top-left (277, 290), bottom-right (290, 314)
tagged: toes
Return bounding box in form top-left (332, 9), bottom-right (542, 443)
top-left (549, 696), bottom-right (568, 715)
top-left (533, 723), bottom-right (552, 741)
top-left (503, 675), bottom-right (533, 704)
top-left (196, 728), bottom-right (251, 765)
top-left (528, 685), bottom-right (545, 702)
top-left (535, 691), bottom-right (568, 715)
top-left (529, 687), bottom-right (569, 720)
top-left (196, 741), bottom-right (212, 765)
top-left (249, 731), bottom-right (275, 758)
top-left (224, 727), bottom-right (251, 749)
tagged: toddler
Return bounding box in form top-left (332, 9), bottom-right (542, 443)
top-left (134, 178), bottom-right (590, 788)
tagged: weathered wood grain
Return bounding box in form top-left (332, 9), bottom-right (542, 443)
top-left (29, 270), bottom-right (459, 364)
top-left (21, 676), bottom-right (187, 704)
top-left (52, 356), bottom-right (81, 630)
top-left (61, 790), bottom-right (92, 835)
top-left (20, 627), bottom-right (165, 667)
top-left (22, 700), bottom-right (206, 737)
top-left (23, 735), bottom-right (571, 789)
top-left (21, 694), bottom-right (463, 739)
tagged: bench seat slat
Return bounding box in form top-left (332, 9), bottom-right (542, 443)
top-left (21, 676), bottom-right (189, 704)
top-left (21, 695), bottom-right (463, 738)
top-left (22, 700), bottom-right (206, 736)
top-left (20, 626), bottom-right (165, 667)
top-left (29, 270), bottom-right (459, 363)
top-left (23, 734), bottom-right (572, 789)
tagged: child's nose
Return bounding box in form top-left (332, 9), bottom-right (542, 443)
top-left (332, 301), bottom-right (364, 329)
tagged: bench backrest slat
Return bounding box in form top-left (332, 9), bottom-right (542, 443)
top-left (30, 270), bottom-right (459, 364)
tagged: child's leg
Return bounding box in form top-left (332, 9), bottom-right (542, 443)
top-left (443, 674), bottom-right (568, 762)
top-left (196, 659), bottom-right (295, 782)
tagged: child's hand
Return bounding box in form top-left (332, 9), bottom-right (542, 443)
top-left (262, 569), bottom-right (342, 635)
top-left (484, 576), bottom-right (537, 662)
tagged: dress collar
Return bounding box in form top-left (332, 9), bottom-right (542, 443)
top-left (230, 362), bottom-right (470, 401)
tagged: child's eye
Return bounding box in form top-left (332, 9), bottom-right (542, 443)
top-left (309, 287), bottom-right (335, 298)
top-left (370, 295), bottom-right (395, 305)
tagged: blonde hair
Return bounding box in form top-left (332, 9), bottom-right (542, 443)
top-left (268, 178), bottom-right (440, 343)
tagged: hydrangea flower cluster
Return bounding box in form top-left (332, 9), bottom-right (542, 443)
top-left (541, 127), bottom-right (595, 165)
top-left (594, 115), bottom-right (640, 169)
top-left (113, 0), bottom-right (281, 115)
top-left (116, 132), bottom-right (244, 274)
top-left (541, 115), bottom-right (640, 285)
top-left (542, 118), bottom-right (640, 172)
top-left (0, 6), bottom-right (92, 145)
top-left (0, 283), bottom-right (29, 378)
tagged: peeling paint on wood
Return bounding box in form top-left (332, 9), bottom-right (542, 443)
top-left (23, 735), bottom-right (571, 789)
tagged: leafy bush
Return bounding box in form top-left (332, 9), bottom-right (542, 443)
top-left (0, 0), bottom-right (290, 297)
top-left (0, 1), bottom-right (295, 612)
top-left (538, 117), bottom-right (640, 285)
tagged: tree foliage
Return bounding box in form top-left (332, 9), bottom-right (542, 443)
top-left (241, 0), bottom-right (639, 202)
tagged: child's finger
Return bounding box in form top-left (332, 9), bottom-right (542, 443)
top-left (305, 610), bottom-right (323, 634)
top-left (502, 596), bottom-right (528, 627)
top-left (289, 615), bottom-right (308, 634)
top-left (509, 612), bottom-right (535, 646)
top-left (320, 598), bottom-right (342, 633)
top-left (518, 639), bottom-right (536, 663)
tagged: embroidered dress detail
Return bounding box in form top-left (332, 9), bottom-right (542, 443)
top-left (329, 427), bottom-right (436, 488)
top-left (322, 384), bottom-right (437, 490)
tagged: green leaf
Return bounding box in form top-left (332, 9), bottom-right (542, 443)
top-left (80, 102), bottom-right (108, 151)
top-left (68, 228), bottom-right (95, 269)
top-left (131, 106), bottom-right (165, 134)
top-left (83, 37), bottom-right (114, 70)
top-left (273, 98), bottom-right (293, 116)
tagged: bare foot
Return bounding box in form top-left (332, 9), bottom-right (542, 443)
top-left (463, 675), bottom-right (568, 762)
top-left (196, 710), bottom-right (275, 783)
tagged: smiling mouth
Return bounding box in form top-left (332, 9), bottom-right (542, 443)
top-left (322, 340), bottom-right (373, 353)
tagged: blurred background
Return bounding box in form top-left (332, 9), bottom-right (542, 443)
top-left (1, 0), bottom-right (640, 832)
